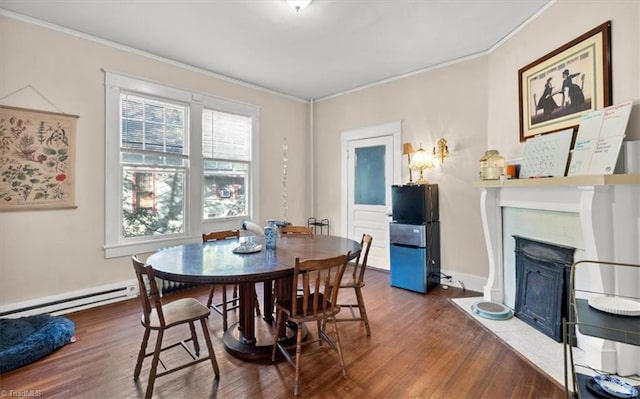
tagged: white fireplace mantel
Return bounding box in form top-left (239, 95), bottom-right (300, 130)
top-left (476, 174), bottom-right (639, 303)
top-left (476, 174), bottom-right (640, 375)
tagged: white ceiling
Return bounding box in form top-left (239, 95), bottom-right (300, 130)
top-left (0, 0), bottom-right (551, 100)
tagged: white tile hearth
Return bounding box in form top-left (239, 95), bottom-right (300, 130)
top-left (451, 296), bottom-right (585, 388)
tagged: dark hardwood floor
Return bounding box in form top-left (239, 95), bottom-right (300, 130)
top-left (0, 269), bottom-right (563, 398)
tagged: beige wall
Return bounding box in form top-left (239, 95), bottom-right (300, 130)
top-left (313, 0), bottom-right (640, 285)
top-left (1, 0), bottom-right (639, 308)
top-left (487, 0), bottom-right (640, 158)
top-left (0, 16), bottom-right (309, 305)
top-left (314, 57), bottom-right (489, 280)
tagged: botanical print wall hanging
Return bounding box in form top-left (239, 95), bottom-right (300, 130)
top-left (0, 105), bottom-right (78, 210)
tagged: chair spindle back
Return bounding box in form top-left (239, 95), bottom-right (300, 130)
top-left (202, 230), bottom-right (240, 242)
top-left (132, 256), bottom-right (165, 327)
top-left (352, 234), bottom-right (373, 284)
top-left (292, 252), bottom-right (350, 317)
top-left (279, 225), bottom-right (313, 236)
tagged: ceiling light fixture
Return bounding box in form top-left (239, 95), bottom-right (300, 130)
top-left (286, 0), bottom-right (312, 12)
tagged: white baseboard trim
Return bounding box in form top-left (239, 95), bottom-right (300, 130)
top-left (367, 265), bottom-right (487, 294)
top-left (439, 268), bottom-right (487, 293)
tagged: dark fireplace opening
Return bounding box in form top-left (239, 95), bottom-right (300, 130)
top-left (513, 236), bottom-right (575, 342)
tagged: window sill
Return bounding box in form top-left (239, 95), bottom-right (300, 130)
top-left (104, 236), bottom-right (198, 259)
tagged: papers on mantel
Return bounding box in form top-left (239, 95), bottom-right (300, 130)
top-left (567, 100), bottom-right (633, 176)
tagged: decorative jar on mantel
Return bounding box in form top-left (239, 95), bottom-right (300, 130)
top-left (479, 150), bottom-right (505, 180)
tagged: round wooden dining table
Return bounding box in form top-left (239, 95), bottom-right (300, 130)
top-left (146, 234), bottom-right (360, 360)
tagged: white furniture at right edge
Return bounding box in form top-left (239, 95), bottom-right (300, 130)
top-left (475, 174), bottom-right (640, 376)
top-left (563, 260), bottom-right (640, 399)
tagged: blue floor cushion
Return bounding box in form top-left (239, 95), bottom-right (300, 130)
top-left (0, 314), bottom-right (75, 374)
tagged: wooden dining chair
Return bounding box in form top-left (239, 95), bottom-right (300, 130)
top-left (279, 225), bottom-right (313, 236)
top-left (203, 230), bottom-right (260, 331)
top-left (334, 234), bottom-right (373, 336)
top-left (271, 252), bottom-right (351, 396)
top-left (131, 256), bottom-right (219, 399)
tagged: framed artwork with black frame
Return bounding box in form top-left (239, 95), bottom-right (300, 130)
top-left (518, 21), bottom-right (612, 142)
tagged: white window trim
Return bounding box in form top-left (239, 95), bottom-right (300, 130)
top-left (104, 71), bottom-right (259, 258)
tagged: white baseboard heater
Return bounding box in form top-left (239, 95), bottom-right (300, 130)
top-left (0, 278), bottom-right (202, 319)
top-left (0, 280), bottom-right (139, 318)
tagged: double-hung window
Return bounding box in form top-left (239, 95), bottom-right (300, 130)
top-left (202, 109), bottom-right (251, 220)
top-left (120, 94), bottom-right (188, 238)
top-left (105, 72), bottom-right (259, 258)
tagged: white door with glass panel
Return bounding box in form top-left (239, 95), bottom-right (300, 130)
top-left (345, 133), bottom-right (398, 270)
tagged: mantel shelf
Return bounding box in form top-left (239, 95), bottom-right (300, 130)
top-left (473, 174), bottom-right (640, 189)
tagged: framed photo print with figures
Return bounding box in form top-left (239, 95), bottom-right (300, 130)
top-left (518, 21), bottom-right (611, 142)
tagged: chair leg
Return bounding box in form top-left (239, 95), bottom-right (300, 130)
top-left (294, 322), bottom-right (304, 396)
top-left (222, 286), bottom-right (228, 331)
top-left (331, 319), bottom-right (347, 378)
top-left (189, 321), bottom-right (200, 356)
top-left (146, 329), bottom-right (164, 399)
top-left (200, 318), bottom-right (220, 376)
top-left (206, 285), bottom-right (215, 309)
top-left (355, 287), bottom-right (371, 336)
top-left (231, 284), bottom-right (238, 307)
top-left (254, 291), bottom-right (261, 317)
top-left (134, 327), bottom-right (151, 380)
top-left (271, 310), bottom-right (284, 361)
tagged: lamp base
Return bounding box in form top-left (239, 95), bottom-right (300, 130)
top-left (416, 171), bottom-right (429, 185)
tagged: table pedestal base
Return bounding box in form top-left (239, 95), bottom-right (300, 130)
top-left (222, 318), bottom-right (303, 360)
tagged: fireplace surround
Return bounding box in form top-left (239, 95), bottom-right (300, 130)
top-left (477, 174), bottom-right (640, 376)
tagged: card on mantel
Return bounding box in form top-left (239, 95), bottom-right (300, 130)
top-left (588, 100), bottom-right (633, 174)
top-left (567, 109), bottom-right (604, 176)
top-left (567, 100), bottom-right (632, 176)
